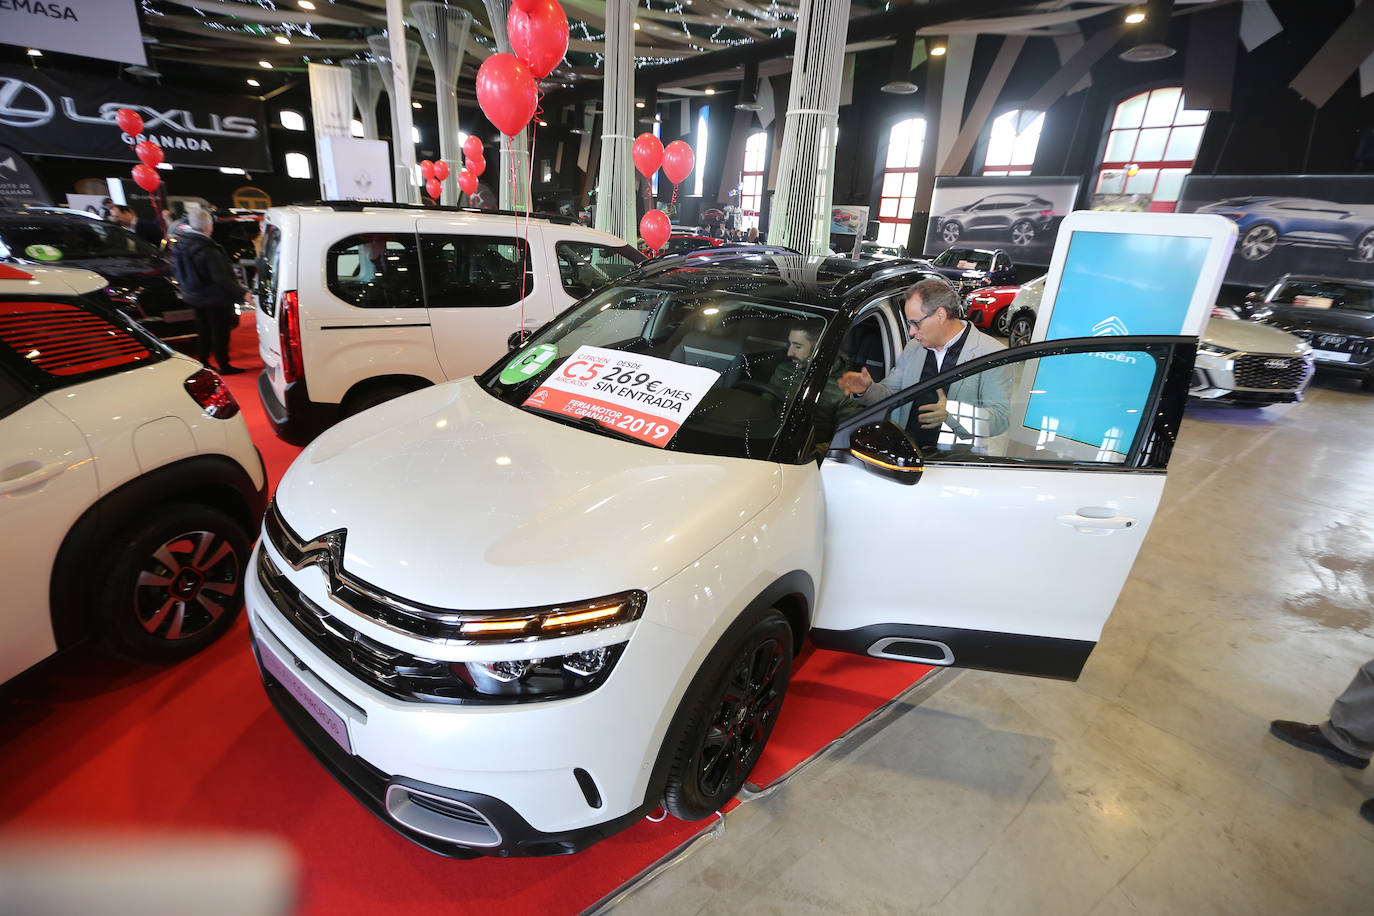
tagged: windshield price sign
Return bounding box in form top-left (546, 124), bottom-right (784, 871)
top-left (522, 345), bottom-right (720, 447)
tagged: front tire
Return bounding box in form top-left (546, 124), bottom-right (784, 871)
top-left (95, 503), bottom-right (249, 663)
top-left (941, 221), bottom-right (963, 244)
top-left (993, 306), bottom-right (1012, 336)
top-left (663, 607), bottom-right (793, 821)
top-left (1009, 219), bottom-right (1037, 246)
top-left (1354, 229), bottom-right (1374, 263)
top-left (1008, 311), bottom-right (1035, 347)
top-left (1239, 223), bottom-right (1279, 261)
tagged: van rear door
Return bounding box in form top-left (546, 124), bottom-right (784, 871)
top-left (256, 212), bottom-right (288, 408)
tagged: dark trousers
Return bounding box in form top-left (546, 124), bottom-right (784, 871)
top-left (192, 306), bottom-right (234, 369)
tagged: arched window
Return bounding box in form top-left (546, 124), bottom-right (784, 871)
top-left (876, 117), bottom-right (925, 246)
top-left (284, 152), bottom-right (312, 180)
top-left (279, 110), bottom-right (306, 131)
top-left (693, 108), bottom-right (709, 197)
top-left (982, 109), bottom-right (1043, 176)
top-left (1095, 87), bottom-right (1207, 212)
top-left (739, 131), bottom-right (767, 232)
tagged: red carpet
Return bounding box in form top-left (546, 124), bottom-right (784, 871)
top-left (0, 315), bottom-right (934, 914)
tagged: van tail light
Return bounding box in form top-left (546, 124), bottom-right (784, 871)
top-left (184, 368), bottom-right (240, 419)
top-left (280, 290), bottom-right (302, 384)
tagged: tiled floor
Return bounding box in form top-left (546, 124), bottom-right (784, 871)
top-left (608, 379), bottom-right (1374, 914)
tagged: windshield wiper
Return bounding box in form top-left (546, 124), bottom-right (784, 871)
top-left (521, 405), bottom-right (646, 444)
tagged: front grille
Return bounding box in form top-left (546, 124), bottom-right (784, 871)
top-left (1287, 329), bottom-right (1374, 362)
top-left (257, 550), bottom-right (466, 703)
top-left (1233, 354), bottom-right (1313, 390)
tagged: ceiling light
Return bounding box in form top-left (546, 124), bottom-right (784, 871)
top-left (259, 60), bottom-right (273, 68)
top-left (930, 45), bottom-right (947, 56)
top-left (1125, 11), bottom-right (1146, 24)
top-left (220, 167), bottom-right (247, 175)
top-left (1120, 42), bottom-right (1175, 61)
top-left (880, 80), bottom-right (919, 95)
top-left (538, 120), bottom-right (548, 127)
top-left (298, 0), bottom-right (316, 8)
top-left (247, 78), bottom-right (261, 87)
top-left (26, 48), bottom-right (41, 57)
top-left (704, 87), bottom-right (715, 95)
top-left (635, 100), bottom-right (645, 108)
top-left (633, 22), bottom-right (641, 30)
top-left (275, 35), bottom-right (291, 45)
top-left (412, 101), bottom-right (422, 109)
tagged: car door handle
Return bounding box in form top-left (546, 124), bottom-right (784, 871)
top-left (0, 458), bottom-right (69, 495)
top-left (1057, 512), bottom-right (1137, 532)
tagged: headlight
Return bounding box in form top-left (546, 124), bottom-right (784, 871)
top-left (455, 644), bottom-right (628, 700)
top-left (449, 590), bottom-right (647, 641)
top-left (1198, 342), bottom-right (1236, 357)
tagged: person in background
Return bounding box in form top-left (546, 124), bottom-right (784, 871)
top-left (171, 209), bottom-right (249, 375)
top-left (746, 227), bottom-right (760, 244)
top-left (111, 205), bottom-right (163, 247)
top-left (98, 197), bottom-right (114, 220)
top-left (1270, 658), bottom-right (1374, 825)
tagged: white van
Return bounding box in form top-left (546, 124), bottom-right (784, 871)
top-left (254, 203), bottom-right (642, 441)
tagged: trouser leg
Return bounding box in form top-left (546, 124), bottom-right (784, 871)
top-left (207, 308), bottom-right (233, 367)
top-left (192, 307), bottom-right (212, 365)
top-left (1320, 657), bottom-right (1374, 759)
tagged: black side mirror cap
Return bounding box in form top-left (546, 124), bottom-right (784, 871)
top-left (846, 421), bottom-right (924, 485)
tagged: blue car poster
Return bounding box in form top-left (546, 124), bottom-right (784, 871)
top-left (1177, 174), bottom-right (1374, 286)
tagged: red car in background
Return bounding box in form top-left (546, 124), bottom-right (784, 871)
top-left (965, 284), bottom-right (1019, 336)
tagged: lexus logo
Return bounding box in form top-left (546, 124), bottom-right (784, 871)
top-left (0, 79), bottom-right (54, 129)
top-left (1092, 316), bottom-right (1130, 336)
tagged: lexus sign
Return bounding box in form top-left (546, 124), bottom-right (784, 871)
top-left (0, 65), bottom-right (270, 172)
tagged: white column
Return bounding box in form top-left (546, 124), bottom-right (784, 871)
top-left (412, 3), bottom-right (473, 206)
top-left (595, 0), bottom-right (635, 241)
top-left (384, 0), bottom-right (418, 204)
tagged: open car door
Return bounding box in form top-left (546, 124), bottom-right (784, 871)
top-left (811, 335), bottom-right (1195, 680)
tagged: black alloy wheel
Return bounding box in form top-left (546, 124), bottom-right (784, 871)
top-left (663, 608), bottom-right (793, 821)
top-left (1355, 229), bottom-right (1374, 263)
top-left (1008, 312), bottom-right (1035, 347)
top-left (96, 503), bottom-right (249, 662)
top-left (994, 306), bottom-right (1013, 336)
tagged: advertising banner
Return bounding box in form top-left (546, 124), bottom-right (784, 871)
top-left (1177, 174), bottom-right (1374, 286)
top-left (924, 176), bottom-right (1081, 265)
top-left (309, 64), bottom-right (353, 199)
top-left (319, 136), bottom-right (392, 202)
top-left (0, 0), bottom-right (145, 67)
top-left (0, 65), bottom-right (269, 171)
top-left (0, 143), bottom-right (50, 204)
top-left (518, 345), bottom-right (720, 448)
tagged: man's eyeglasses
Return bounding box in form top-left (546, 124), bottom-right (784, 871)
top-left (907, 310), bottom-right (937, 330)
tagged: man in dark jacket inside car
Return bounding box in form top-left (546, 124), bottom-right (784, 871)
top-left (172, 209), bottom-right (248, 374)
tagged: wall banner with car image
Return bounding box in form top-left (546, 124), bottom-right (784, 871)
top-left (923, 176), bottom-right (1081, 265)
top-left (1176, 175), bottom-right (1374, 287)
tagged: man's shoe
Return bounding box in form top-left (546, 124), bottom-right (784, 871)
top-left (1269, 720), bottom-right (1370, 770)
top-left (217, 365), bottom-right (247, 375)
top-left (1361, 799), bottom-right (1374, 826)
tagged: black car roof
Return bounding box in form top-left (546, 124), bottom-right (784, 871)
top-left (627, 248), bottom-right (940, 311)
top-left (1276, 273), bottom-right (1374, 289)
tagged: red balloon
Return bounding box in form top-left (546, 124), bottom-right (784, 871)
top-left (419, 159), bottom-right (435, 180)
top-left (458, 170), bottom-right (478, 196)
top-left (662, 140), bottom-right (694, 185)
top-left (463, 135), bottom-right (484, 161)
top-left (508, 0), bottom-right (569, 80)
top-left (466, 153), bottom-right (485, 178)
top-left (434, 160), bottom-right (450, 181)
top-left (135, 140), bottom-right (163, 168)
top-left (632, 133), bottom-right (663, 180)
top-left (115, 107), bottom-right (143, 137)
top-left (426, 178), bottom-right (442, 200)
top-left (131, 163), bottom-right (160, 192)
top-left (476, 54), bottom-right (539, 137)
top-left (640, 209), bottom-right (670, 251)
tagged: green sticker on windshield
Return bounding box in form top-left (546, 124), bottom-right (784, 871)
top-left (25, 244), bottom-right (62, 262)
top-left (499, 343), bottom-right (558, 384)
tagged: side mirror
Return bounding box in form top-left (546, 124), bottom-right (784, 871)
top-left (506, 329), bottom-right (530, 351)
top-left (846, 422), bottom-right (924, 485)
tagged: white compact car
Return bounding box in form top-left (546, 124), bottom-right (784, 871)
top-left (254, 203), bottom-right (643, 441)
top-left (1004, 276), bottom-right (1313, 406)
top-left (0, 263), bottom-right (267, 684)
top-left (247, 251), bottom-right (1201, 857)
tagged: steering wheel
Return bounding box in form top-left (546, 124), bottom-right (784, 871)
top-left (733, 378), bottom-right (788, 403)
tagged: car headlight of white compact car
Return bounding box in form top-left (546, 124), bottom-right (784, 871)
top-left (260, 500), bottom-right (645, 703)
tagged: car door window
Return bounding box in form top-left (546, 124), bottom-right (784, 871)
top-left (852, 340), bottom-right (1177, 467)
top-left (419, 234), bottom-right (533, 307)
top-left (326, 233), bottom-right (422, 309)
top-left (555, 242), bottom-right (639, 298)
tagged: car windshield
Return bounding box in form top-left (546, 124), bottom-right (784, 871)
top-left (934, 248), bottom-right (993, 270)
top-left (1269, 280), bottom-right (1374, 313)
top-left (0, 219), bottom-right (160, 261)
top-left (479, 284), bottom-right (835, 460)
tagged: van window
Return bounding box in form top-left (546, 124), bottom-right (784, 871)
top-left (326, 233), bottom-right (423, 309)
top-left (555, 241), bottom-right (641, 298)
top-left (419, 235), bottom-right (532, 307)
top-left (258, 222), bottom-right (281, 317)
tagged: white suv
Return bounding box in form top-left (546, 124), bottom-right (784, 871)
top-left (254, 203), bottom-right (642, 441)
top-left (0, 263), bottom-right (267, 684)
top-left (247, 250), bottom-right (1204, 857)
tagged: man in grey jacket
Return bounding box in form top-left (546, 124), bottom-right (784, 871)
top-left (839, 277), bottom-right (1009, 450)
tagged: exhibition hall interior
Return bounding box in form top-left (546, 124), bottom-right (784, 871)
top-left (3, 0), bottom-right (1374, 912)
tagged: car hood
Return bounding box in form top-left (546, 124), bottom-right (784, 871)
top-left (1262, 305), bottom-right (1374, 337)
top-left (275, 379), bottom-right (783, 610)
top-left (1203, 318), bottom-right (1308, 355)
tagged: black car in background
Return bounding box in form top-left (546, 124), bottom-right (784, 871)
top-left (213, 210), bottom-right (263, 290)
top-left (931, 246), bottom-right (1018, 294)
top-left (936, 193), bottom-right (1061, 247)
top-left (1248, 274), bottom-right (1374, 390)
top-left (0, 208), bottom-right (194, 345)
